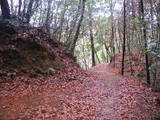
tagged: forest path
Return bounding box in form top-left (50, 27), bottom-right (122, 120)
top-left (0, 64), bottom-right (159, 120)
top-left (87, 63), bottom-right (160, 120)
top-left (87, 63), bottom-right (121, 120)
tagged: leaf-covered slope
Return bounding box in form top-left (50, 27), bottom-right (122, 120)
top-left (0, 25), bottom-right (78, 75)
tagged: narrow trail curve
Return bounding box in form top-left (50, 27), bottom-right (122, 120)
top-left (0, 63), bottom-right (159, 120)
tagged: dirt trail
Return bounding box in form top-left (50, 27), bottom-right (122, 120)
top-left (0, 63), bottom-right (160, 120)
top-left (87, 64), bottom-right (121, 120)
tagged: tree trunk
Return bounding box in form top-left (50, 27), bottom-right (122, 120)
top-left (10, 0), bottom-right (13, 14)
top-left (114, 24), bottom-right (121, 53)
top-left (26, 0), bottom-right (34, 23)
top-left (96, 52), bottom-right (101, 64)
top-left (70, 0), bottom-right (86, 53)
top-left (104, 43), bottom-right (111, 62)
top-left (89, 19), bottom-right (96, 67)
top-left (0, 0), bottom-right (11, 19)
top-left (18, 0), bottom-right (22, 16)
top-left (45, 0), bottom-right (52, 33)
top-left (121, 0), bottom-right (126, 75)
top-left (66, 0), bottom-right (81, 45)
top-left (109, 0), bottom-right (115, 66)
top-left (139, 0), bottom-right (150, 84)
top-left (58, 2), bottom-right (67, 41)
top-left (22, 0), bottom-right (27, 17)
top-left (82, 43), bottom-right (88, 70)
top-left (118, 20), bottom-right (123, 52)
top-left (88, 4), bottom-right (96, 67)
top-left (149, 0), bottom-right (155, 40)
top-left (156, 2), bottom-right (160, 42)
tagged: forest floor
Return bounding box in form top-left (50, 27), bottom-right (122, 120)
top-left (0, 63), bottom-right (160, 120)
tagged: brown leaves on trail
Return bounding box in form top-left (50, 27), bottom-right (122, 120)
top-left (0, 61), bottom-right (160, 120)
top-left (0, 74), bottom-right (94, 120)
top-left (117, 76), bottom-right (160, 120)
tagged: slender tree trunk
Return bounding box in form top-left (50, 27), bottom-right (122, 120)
top-left (104, 44), bottom-right (111, 58)
top-left (156, 2), bottom-right (160, 42)
top-left (149, 0), bottom-right (155, 40)
top-left (140, 0), bottom-right (150, 84)
top-left (110, 0), bottom-right (115, 66)
top-left (0, 0), bottom-right (11, 19)
top-left (22, 0), bottom-right (27, 17)
top-left (26, 0), bottom-right (34, 23)
top-left (81, 38), bottom-right (88, 70)
top-left (38, 0), bottom-right (43, 26)
top-left (82, 47), bottom-right (88, 70)
top-left (58, 3), bottom-right (67, 41)
top-left (89, 21), bottom-right (96, 67)
top-left (88, 9), bottom-right (96, 67)
top-left (127, 37), bottom-right (133, 75)
top-left (83, 58), bottom-right (88, 70)
top-left (10, 0), bottom-right (13, 14)
top-left (70, 0), bottom-right (86, 53)
top-left (118, 20), bottom-right (123, 52)
top-left (114, 24), bottom-right (120, 53)
top-left (58, 18), bottom-right (64, 41)
top-left (66, 0), bottom-right (81, 45)
top-left (121, 0), bottom-right (126, 75)
top-left (45, 0), bottom-right (52, 33)
top-left (96, 52), bottom-right (101, 64)
top-left (18, 0), bottom-right (22, 16)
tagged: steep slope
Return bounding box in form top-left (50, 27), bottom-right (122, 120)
top-left (0, 23), bottom-right (86, 97)
top-left (110, 53), bottom-right (160, 91)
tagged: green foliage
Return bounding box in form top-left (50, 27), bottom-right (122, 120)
top-left (47, 68), bottom-right (56, 75)
top-left (100, 51), bottom-right (106, 62)
top-left (132, 73), bottom-right (140, 78)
